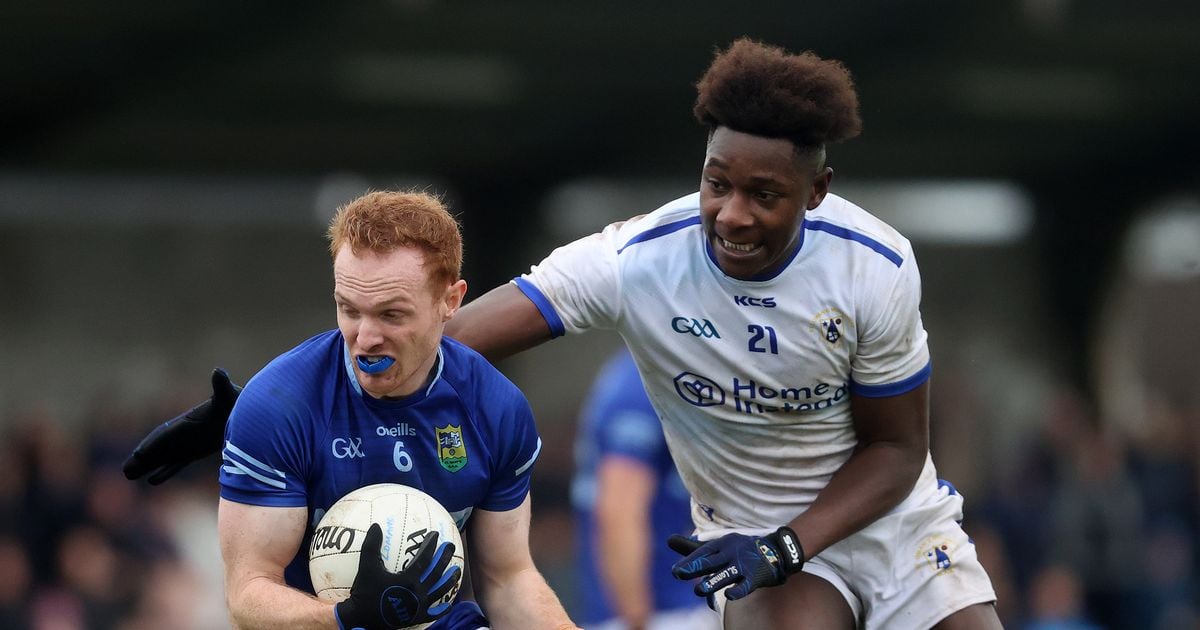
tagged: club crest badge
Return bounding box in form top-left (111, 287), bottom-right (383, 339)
top-left (436, 425), bottom-right (468, 473)
top-left (914, 536), bottom-right (956, 575)
top-left (811, 308), bottom-right (852, 345)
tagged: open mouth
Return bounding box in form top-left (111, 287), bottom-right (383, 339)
top-left (718, 236), bottom-right (761, 255)
top-left (356, 355), bottom-right (395, 374)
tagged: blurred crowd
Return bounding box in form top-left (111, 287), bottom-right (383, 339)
top-left (0, 381), bottom-right (1196, 630)
top-left (0, 399), bottom-right (226, 630)
top-left (968, 385), bottom-right (1199, 630)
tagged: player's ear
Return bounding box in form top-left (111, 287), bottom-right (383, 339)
top-left (441, 279), bottom-right (468, 321)
top-left (808, 167), bottom-right (833, 210)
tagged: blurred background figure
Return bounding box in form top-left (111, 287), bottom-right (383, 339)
top-left (3, 2), bottom-right (1200, 628)
top-left (1023, 564), bottom-right (1101, 630)
top-left (570, 348), bottom-right (718, 630)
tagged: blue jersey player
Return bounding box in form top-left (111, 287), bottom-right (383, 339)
top-left (571, 349), bottom-right (718, 630)
top-left (215, 191), bottom-right (578, 630)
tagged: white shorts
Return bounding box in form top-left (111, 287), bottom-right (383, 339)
top-left (709, 480), bottom-right (996, 629)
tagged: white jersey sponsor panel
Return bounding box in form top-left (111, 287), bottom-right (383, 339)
top-left (517, 192), bottom-right (936, 532)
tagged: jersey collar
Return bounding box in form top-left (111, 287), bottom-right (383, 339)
top-left (702, 223), bottom-right (806, 282)
top-left (341, 341), bottom-right (445, 403)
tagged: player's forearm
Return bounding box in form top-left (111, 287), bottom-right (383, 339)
top-left (597, 510), bottom-right (653, 627)
top-left (227, 575), bottom-right (337, 630)
top-left (789, 439), bottom-right (925, 559)
top-left (478, 566), bottom-right (579, 630)
top-left (446, 284), bottom-right (552, 362)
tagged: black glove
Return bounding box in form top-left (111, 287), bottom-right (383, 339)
top-left (335, 524), bottom-right (461, 630)
top-left (122, 368), bottom-right (241, 485)
top-left (668, 526), bottom-right (805, 604)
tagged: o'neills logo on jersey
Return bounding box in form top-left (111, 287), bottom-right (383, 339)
top-left (377, 422), bottom-right (417, 437)
top-left (812, 308), bottom-right (852, 345)
top-left (673, 371), bottom-right (848, 416)
top-left (436, 425), bottom-right (468, 472)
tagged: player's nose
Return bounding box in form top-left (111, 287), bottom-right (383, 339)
top-left (355, 317), bottom-right (385, 349)
top-left (716, 191), bottom-right (754, 230)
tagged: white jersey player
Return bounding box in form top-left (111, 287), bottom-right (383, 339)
top-left (447, 40), bottom-right (1001, 629)
top-left (514, 190), bottom-right (932, 537)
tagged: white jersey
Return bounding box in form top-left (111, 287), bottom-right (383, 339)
top-left (516, 192), bottom-right (937, 534)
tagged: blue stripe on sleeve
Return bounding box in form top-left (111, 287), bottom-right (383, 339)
top-left (219, 485), bottom-right (308, 508)
top-left (850, 361), bottom-right (931, 398)
top-left (512, 277), bottom-right (566, 338)
top-left (803, 219), bottom-right (904, 267)
top-left (514, 437), bottom-right (542, 476)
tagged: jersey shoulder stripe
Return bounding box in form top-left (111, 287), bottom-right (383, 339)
top-left (613, 192), bottom-right (702, 252)
top-left (803, 219), bottom-right (904, 267)
top-left (805, 193), bottom-right (913, 267)
top-left (617, 216), bottom-right (700, 254)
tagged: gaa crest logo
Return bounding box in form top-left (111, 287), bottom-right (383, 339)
top-left (811, 308), bottom-right (851, 345)
top-left (436, 425), bottom-right (468, 473)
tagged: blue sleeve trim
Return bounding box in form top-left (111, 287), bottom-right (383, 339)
top-left (512, 277), bottom-right (565, 338)
top-left (804, 219), bottom-right (903, 267)
top-left (850, 361), bottom-right (931, 398)
top-left (616, 216), bottom-right (700, 254)
top-left (219, 485), bottom-right (308, 508)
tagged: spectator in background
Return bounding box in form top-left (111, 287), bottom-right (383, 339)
top-left (1022, 564), bottom-right (1100, 630)
top-left (1048, 425), bottom-right (1144, 627)
top-left (571, 349), bottom-right (718, 630)
top-left (0, 535), bottom-right (32, 629)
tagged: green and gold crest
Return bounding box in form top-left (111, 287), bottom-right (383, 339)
top-left (436, 425), bottom-right (468, 472)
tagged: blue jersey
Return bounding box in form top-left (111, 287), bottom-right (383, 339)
top-left (570, 349), bottom-right (697, 624)
top-left (219, 330), bottom-right (541, 622)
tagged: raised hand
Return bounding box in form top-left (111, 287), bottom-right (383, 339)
top-left (123, 368), bottom-right (240, 484)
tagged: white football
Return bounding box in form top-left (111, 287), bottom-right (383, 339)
top-left (308, 483), bottom-right (465, 626)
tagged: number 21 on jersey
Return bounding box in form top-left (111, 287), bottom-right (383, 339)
top-left (747, 324), bottom-right (779, 354)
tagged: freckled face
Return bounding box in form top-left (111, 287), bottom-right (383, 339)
top-left (333, 244), bottom-right (466, 399)
top-left (699, 127), bottom-right (831, 280)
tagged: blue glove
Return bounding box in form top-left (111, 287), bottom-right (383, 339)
top-left (668, 527), bottom-right (805, 604)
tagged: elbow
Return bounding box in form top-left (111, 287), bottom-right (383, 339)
top-left (224, 586), bottom-right (253, 630)
top-left (222, 574), bottom-right (278, 630)
top-left (891, 440), bottom-right (928, 497)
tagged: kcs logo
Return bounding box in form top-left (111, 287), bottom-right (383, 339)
top-left (734, 296), bottom-right (776, 308)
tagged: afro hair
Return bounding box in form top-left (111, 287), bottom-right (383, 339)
top-left (694, 38), bottom-right (862, 149)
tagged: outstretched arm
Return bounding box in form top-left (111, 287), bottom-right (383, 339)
top-left (123, 368), bottom-right (240, 484)
top-left (445, 284), bottom-right (552, 362)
